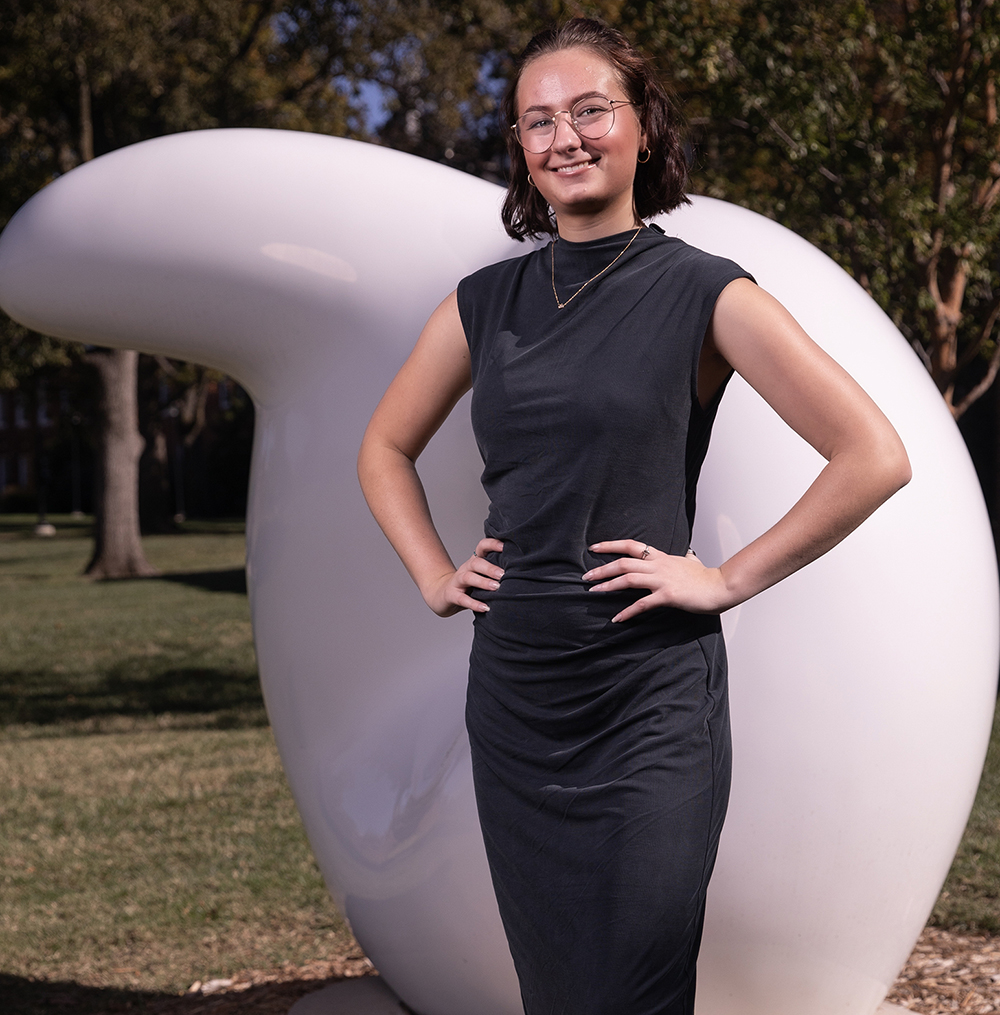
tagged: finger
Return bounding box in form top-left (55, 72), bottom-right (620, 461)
top-left (447, 588), bottom-right (492, 613)
top-left (587, 574), bottom-right (650, 594)
top-left (611, 594), bottom-right (658, 624)
top-left (582, 559), bottom-right (648, 582)
top-left (464, 558), bottom-right (505, 581)
top-left (589, 539), bottom-right (649, 558)
top-left (475, 537), bottom-right (504, 556)
top-left (472, 539), bottom-right (505, 576)
top-left (461, 572), bottom-right (502, 592)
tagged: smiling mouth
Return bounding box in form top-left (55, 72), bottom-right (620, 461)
top-left (553, 158), bottom-right (598, 173)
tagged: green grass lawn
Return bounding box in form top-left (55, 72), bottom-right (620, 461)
top-left (0, 727), bottom-right (351, 994)
top-left (933, 701), bottom-right (1000, 932)
top-left (0, 513), bottom-right (997, 1003)
top-left (0, 514), bottom-right (263, 734)
top-left (0, 515), bottom-right (353, 999)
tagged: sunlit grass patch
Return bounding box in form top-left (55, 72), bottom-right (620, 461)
top-left (933, 703), bottom-right (1000, 933)
top-left (0, 727), bottom-right (350, 994)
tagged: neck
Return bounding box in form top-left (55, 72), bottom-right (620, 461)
top-left (554, 204), bottom-right (641, 243)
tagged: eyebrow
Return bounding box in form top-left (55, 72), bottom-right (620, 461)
top-left (519, 90), bottom-right (609, 115)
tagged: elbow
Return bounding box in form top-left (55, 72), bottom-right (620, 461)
top-left (357, 425), bottom-right (383, 498)
top-left (357, 425), bottom-right (417, 501)
top-left (357, 432), bottom-right (371, 490)
top-left (878, 432), bottom-right (912, 499)
top-left (893, 448), bottom-right (912, 492)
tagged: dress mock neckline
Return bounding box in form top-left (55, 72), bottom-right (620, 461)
top-left (553, 226), bottom-right (647, 250)
top-left (549, 225), bottom-right (660, 292)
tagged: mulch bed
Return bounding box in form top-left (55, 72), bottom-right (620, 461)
top-left (887, 927), bottom-right (1000, 1013)
top-left (4, 928), bottom-right (998, 1014)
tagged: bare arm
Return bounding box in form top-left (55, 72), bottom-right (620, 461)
top-left (585, 278), bottom-right (912, 620)
top-left (357, 290), bottom-right (503, 617)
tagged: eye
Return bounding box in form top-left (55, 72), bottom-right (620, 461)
top-left (524, 115), bottom-right (554, 132)
top-left (573, 101), bottom-right (612, 121)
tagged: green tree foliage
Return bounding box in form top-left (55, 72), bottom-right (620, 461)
top-left (338, 0), bottom-right (1000, 418)
top-left (345, 0), bottom-right (527, 177)
top-left (0, 0), bottom-right (361, 569)
top-left (623, 0), bottom-right (1000, 417)
top-left (0, 0), bottom-right (368, 385)
top-left (0, 0), bottom-right (361, 339)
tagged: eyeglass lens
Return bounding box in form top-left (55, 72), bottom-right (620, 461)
top-left (515, 97), bottom-right (618, 153)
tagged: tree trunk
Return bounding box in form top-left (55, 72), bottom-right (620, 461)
top-left (75, 56), bottom-right (156, 578)
top-left (84, 349), bottom-right (158, 578)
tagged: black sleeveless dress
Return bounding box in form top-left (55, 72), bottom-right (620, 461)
top-left (456, 225), bottom-right (753, 1015)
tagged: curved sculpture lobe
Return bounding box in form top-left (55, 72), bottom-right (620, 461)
top-left (0, 128), bottom-right (995, 1015)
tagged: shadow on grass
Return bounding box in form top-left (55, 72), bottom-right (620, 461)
top-left (0, 661), bottom-right (265, 730)
top-left (0, 972), bottom-right (351, 1014)
top-left (156, 569), bottom-right (248, 595)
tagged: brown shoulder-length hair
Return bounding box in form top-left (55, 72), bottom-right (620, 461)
top-left (500, 18), bottom-right (690, 241)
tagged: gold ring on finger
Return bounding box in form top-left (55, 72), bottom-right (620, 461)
top-left (641, 544), bottom-right (651, 560)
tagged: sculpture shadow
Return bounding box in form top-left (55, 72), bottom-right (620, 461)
top-left (0, 972), bottom-right (357, 1015)
top-left (1, 567), bottom-right (260, 730)
top-left (156, 568), bottom-right (248, 595)
top-left (0, 660), bottom-right (265, 729)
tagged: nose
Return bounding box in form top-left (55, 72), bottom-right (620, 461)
top-left (551, 110), bottom-right (582, 151)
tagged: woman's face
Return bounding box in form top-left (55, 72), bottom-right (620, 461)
top-left (515, 47), bottom-right (646, 233)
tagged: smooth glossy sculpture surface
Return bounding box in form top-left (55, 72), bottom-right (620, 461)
top-left (0, 129), bottom-right (995, 1015)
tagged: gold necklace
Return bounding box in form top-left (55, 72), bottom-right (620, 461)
top-left (550, 226), bottom-right (643, 309)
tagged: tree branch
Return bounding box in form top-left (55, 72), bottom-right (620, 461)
top-left (954, 337), bottom-right (1000, 418)
top-left (752, 97), bottom-right (807, 158)
top-left (931, 13), bottom-right (977, 212)
top-left (75, 55), bottom-right (94, 163)
top-left (154, 355), bottom-right (179, 377)
top-left (955, 291), bottom-right (1000, 374)
top-left (911, 338), bottom-right (933, 371)
top-left (225, 0), bottom-right (279, 73)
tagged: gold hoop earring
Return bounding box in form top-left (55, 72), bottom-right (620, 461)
top-left (528, 174), bottom-right (536, 188)
top-left (637, 149), bottom-right (651, 164)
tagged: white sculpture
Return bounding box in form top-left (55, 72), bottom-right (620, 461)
top-left (0, 128), bottom-right (995, 1015)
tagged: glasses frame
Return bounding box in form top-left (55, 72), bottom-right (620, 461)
top-left (511, 97), bottom-right (634, 154)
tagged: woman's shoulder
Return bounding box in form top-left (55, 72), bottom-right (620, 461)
top-left (643, 224), bottom-right (751, 282)
top-left (456, 243), bottom-right (545, 323)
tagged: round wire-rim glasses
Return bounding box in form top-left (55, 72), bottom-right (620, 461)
top-left (512, 97), bottom-right (634, 154)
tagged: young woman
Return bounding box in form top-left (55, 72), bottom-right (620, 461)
top-left (358, 18), bottom-right (910, 1015)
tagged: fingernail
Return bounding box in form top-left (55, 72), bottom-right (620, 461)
top-left (582, 572), bottom-right (592, 580)
top-left (490, 581), bottom-right (500, 590)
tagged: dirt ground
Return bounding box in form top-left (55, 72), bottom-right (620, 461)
top-left (4, 926), bottom-right (998, 1014)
